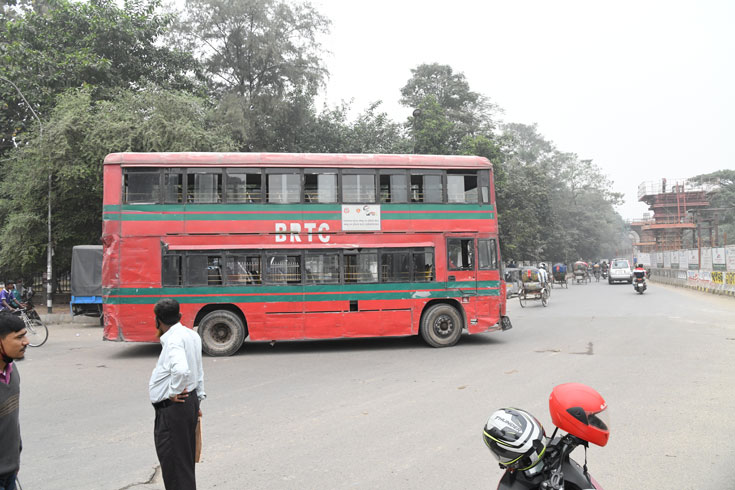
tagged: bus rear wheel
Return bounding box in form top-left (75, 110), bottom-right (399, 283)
top-left (198, 310), bottom-right (246, 357)
top-left (420, 304), bottom-right (463, 348)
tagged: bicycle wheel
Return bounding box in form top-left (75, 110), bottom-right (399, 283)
top-left (541, 290), bottom-right (549, 307)
top-left (26, 318), bottom-right (48, 347)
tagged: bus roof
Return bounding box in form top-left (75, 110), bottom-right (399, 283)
top-left (104, 152), bottom-right (492, 169)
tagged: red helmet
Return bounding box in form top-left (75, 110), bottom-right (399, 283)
top-left (549, 383), bottom-right (609, 447)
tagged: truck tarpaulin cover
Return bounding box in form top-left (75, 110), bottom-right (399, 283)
top-left (71, 245), bottom-right (103, 297)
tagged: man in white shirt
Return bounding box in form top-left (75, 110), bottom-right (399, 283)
top-left (149, 298), bottom-right (205, 490)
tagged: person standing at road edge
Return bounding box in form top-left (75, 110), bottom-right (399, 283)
top-left (0, 314), bottom-right (29, 490)
top-left (149, 298), bottom-right (205, 490)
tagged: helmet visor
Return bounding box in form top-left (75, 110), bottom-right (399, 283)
top-left (587, 407), bottom-right (610, 432)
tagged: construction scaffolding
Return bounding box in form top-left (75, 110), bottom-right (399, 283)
top-left (634, 178), bottom-right (719, 252)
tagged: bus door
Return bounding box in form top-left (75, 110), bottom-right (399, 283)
top-left (445, 236), bottom-right (477, 323)
top-left (476, 237), bottom-right (502, 331)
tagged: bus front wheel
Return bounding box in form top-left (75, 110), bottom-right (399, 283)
top-left (420, 304), bottom-right (463, 348)
top-left (198, 310), bottom-right (246, 357)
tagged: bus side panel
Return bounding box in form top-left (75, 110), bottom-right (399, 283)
top-left (121, 219), bottom-right (185, 237)
top-left (117, 237), bottom-right (162, 287)
top-left (250, 299), bottom-right (304, 341)
top-left (111, 303), bottom-right (158, 342)
top-left (303, 297), bottom-right (343, 339)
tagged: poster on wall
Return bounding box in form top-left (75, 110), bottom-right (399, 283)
top-left (727, 245), bottom-right (735, 271)
top-left (656, 252), bottom-right (664, 268)
top-left (701, 247), bottom-right (713, 270)
top-left (712, 248), bottom-right (726, 271)
top-left (687, 249), bottom-right (699, 269)
top-left (679, 250), bottom-right (689, 270)
top-left (670, 251), bottom-right (679, 269)
top-left (638, 252), bottom-right (651, 266)
top-left (663, 251), bottom-right (672, 268)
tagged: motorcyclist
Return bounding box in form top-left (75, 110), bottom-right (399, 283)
top-left (633, 263), bottom-right (646, 290)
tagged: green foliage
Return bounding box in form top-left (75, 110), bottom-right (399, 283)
top-left (0, 0), bottom-right (201, 154)
top-left (401, 63), bottom-right (495, 152)
top-left (0, 87), bottom-right (236, 277)
top-left (176, 0), bottom-right (330, 151)
top-left (691, 169), bottom-right (735, 244)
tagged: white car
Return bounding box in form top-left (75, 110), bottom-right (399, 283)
top-left (608, 258), bottom-right (632, 284)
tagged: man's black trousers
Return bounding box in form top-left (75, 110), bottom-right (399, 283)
top-left (153, 390), bottom-right (199, 490)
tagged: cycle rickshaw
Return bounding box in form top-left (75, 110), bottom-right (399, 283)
top-left (572, 261), bottom-right (590, 284)
top-left (518, 267), bottom-right (549, 307)
top-left (551, 263), bottom-right (568, 288)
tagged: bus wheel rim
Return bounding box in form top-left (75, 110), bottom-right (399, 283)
top-left (433, 314), bottom-right (455, 338)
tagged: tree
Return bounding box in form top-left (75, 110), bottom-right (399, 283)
top-left (691, 169), bottom-right (735, 244)
top-left (0, 87), bottom-right (236, 278)
top-left (0, 0), bottom-right (201, 154)
top-left (400, 63), bottom-right (496, 151)
top-left (176, 0), bottom-right (330, 151)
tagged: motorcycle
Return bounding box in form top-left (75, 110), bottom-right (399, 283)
top-left (484, 383), bottom-right (609, 490)
top-left (633, 274), bottom-right (646, 294)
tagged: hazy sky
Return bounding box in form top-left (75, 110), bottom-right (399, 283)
top-left (312, 0), bottom-right (735, 219)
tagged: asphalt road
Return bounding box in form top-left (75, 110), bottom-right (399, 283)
top-left (13, 280), bottom-right (735, 490)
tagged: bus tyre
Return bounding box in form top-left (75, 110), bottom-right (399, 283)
top-left (420, 304), bottom-right (463, 348)
top-left (198, 310), bottom-right (246, 357)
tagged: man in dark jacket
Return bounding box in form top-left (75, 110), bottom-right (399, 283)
top-left (0, 313), bottom-right (28, 490)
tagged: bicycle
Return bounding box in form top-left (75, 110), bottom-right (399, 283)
top-left (18, 307), bottom-right (48, 347)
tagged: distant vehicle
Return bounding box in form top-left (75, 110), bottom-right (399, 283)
top-left (70, 245), bottom-right (103, 321)
top-left (608, 258), bottom-right (632, 284)
top-left (504, 268), bottom-right (522, 297)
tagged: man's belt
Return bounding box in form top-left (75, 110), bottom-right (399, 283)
top-left (152, 389), bottom-right (197, 409)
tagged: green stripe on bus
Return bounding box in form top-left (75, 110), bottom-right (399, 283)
top-left (103, 212), bottom-right (494, 221)
top-left (103, 203), bottom-right (494, 212)
top-left (104, 288), bottom-right (501, 305)
top-left (103, 280), bottom-right (501, 304)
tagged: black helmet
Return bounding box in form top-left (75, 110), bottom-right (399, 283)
top-left (483, 408), bottom-right (546, 470)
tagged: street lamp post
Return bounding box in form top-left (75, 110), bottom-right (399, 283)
top-left (0, 76), bottom-right (53, 313)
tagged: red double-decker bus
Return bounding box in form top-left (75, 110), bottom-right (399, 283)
top-left (102, 152), bottom-right (511, 356)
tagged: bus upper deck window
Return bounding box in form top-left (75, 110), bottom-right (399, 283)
top-left (411, 172), bottom-right (443, 203)
top-left (304, 170), bottom-right (337, 203)
top-left (124, 169), bottom-right (161, 204)
top-left (447, 171), bottom-right (478, 203)
top-left (267, 172), bottom-right (300, 204)
top-left (226, 169), bottom-right (262, 203)
top-left (187, 169), bottom-right (222, 203)
top-left (163, 170), bottom-right (183, 203)
top-left (379, 171), bottom-right (408, 203)
top-left (342, 172), bottom-right (376, 203)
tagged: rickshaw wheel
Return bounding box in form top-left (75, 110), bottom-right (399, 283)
top-left (519, 293), bottom-right (527, 308)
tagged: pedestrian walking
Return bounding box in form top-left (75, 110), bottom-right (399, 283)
top-left (149, 299), bottom-right (205, 490)
top-left (0, 313), bottom-right (29, 490)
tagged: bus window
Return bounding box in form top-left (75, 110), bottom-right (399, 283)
top-left (162, 254), bottom-right (182, 286)
top-left (478, 239), bottom-right (498, 270)
top-left (410, 172), bottom-right (443, 203)
top-left (447, 170), bottom-right (478, 203)
top-left (185, 254), bottom-right (223, 286)
top-left (344, 249), bottom-right (378, 283)
top-left (226, 169), bottom-right (263, 203)
top-left (304, 252), bottom-right (340, 284)
top-left (342, 170), bottom-right (376, 203)
top-left (412, 249), bottom-right (435, 282)
top-left (266, 253), bottom-right (302, 284)
top-left (379, 171), bottom-right (408, 203)
top-left (266, 171), bottom-right (300, 204)
top-left (163, 169), bottom-right (184, 203)
top-left (447, 238), bottom-right (474, 271)
top-left (187, 169), bottom-right (222, 203)
top-left (124, 168), bottom-right (160, 203)
top-left (304, 170), bottom-right (338, 203)
top-left (381, 250), bottom-right (411, 282)
top-left (226, 254), bottom-right (262, 284)
top-left (479, 170), bottom-right (491, 204)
